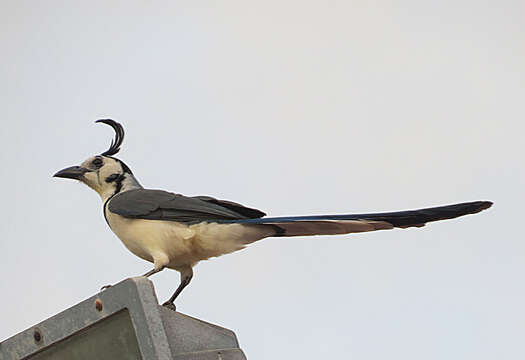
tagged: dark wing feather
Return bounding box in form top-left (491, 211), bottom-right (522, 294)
top-left (108, 189), bottom-right (265, 224)
top-left (192, 196), bottom-right (266, 218)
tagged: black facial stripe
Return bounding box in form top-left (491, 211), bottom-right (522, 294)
top-left (102, 175), bottom-right (125, 226)
top-left (102, 171), bottom-right (126, 227)
top-left (106, 173), bottom-right (125, 195)
top-left (105, 173), bottom-right (121, 183)
top-left (114, 176), bottom-right (124, 194)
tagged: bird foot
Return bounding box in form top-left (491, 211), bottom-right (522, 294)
top-left (100, 284), bottom-right (112, 291)
top-left (162, 301), bottom-right (177, 311)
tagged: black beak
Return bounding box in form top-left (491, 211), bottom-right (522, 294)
top-left (53, 166), bottom-right (89, 180)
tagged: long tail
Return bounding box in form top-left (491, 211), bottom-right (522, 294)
top-left (219, 201), bottom-right (492, 237)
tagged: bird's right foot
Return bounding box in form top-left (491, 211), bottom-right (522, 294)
top-left (100, 284), bottom-right (112, 291)
top-left (162, 301), bottom-right (177, 311)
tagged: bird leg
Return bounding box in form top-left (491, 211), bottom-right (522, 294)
top-left (142, 266), bottom-right (165, 277)
top-left (162, 267), bottom-right (193, 311)
top-left (100, 266), bottom-right (166, 291)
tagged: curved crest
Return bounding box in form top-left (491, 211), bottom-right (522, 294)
top-left (96, 119), bottom-right (125, 156)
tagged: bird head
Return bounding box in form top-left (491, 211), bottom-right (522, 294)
top-left (54, 119), bottom-right (140, 200)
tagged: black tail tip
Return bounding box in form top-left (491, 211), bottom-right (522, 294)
top-left (475, 201), bottom-right (493, 212)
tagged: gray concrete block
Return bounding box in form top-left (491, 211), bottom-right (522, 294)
top-left (0, 278), bottom-right (246, 360)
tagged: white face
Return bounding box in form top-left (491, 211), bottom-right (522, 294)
top-left (79, 156), bottom-right (125, 197)
top-left (55, 155), bottom-right (129, 200)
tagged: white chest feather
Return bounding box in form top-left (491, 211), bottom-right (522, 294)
top-left (104, 204), bottom-right (274, 269)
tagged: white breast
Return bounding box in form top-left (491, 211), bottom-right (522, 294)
top-left (104, 205), bottom-right (274, 270)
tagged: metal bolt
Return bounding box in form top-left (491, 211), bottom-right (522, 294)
top-left (33, 329), bottom-right (42, 344)
top-left (95, 299), bottom-right (103, 311)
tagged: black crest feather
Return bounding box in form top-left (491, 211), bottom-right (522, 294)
top-left (96, 119), bottom-right (125, 156)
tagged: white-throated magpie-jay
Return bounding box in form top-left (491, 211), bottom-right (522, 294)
top-left (54, 120), bottom-right (492, 309)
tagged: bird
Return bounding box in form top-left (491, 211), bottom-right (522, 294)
top-left (54, 119), bottom-right (492, 310)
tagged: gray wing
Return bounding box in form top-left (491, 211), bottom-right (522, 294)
top-left (108, 189), bottom-right (265, 224)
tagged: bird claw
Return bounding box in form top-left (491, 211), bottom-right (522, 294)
top-left (162, 302), bottom-right (177, 311)
top-left (100, 284), bottom-right (112, 291)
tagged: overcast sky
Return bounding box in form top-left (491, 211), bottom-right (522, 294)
top-left (1, 1), bottom-right (524, 359)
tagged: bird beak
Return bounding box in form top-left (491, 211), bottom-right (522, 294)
top-left (53, 166), bottom-right (89, 180)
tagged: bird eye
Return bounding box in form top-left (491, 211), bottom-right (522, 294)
top-left (92, 158), bottom-right (103, 167)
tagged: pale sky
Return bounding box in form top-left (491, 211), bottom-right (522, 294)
top-left (1, 1), bottom-right (524, 359)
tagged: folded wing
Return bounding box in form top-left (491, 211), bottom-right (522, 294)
top-left (108, 189), bottom-right (265, 224)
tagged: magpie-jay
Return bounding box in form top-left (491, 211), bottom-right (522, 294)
top-left (54, 120), bottom-right (492, 309)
